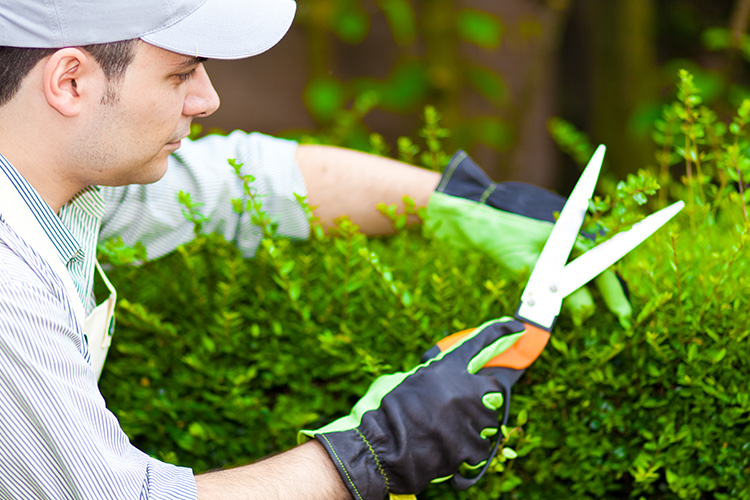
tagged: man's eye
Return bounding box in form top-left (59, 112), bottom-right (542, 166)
top-left (176, 69), bottom-right (197, 82)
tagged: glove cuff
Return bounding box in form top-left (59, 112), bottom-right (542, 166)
top-left (436, 150), bottom-right (564, 224)
top-left (314, 429), bottom-right (389, 500)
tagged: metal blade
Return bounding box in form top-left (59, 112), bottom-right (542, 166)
top-left (516, 145), bottom-right (606, 328)
top-left (520, 145), bottom-right (605, 297)
top-left (556, 200), bottom-right (685, 298)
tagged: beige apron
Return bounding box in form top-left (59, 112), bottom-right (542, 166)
top-left (0, 172), bottom-right (116, 380)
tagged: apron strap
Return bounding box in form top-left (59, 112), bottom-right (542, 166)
top-left (0, 168), bottom-right (116, 379)
top-left (0, 170), bottom-right (86, 326)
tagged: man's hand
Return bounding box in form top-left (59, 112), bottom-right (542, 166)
top-left (299, 319), bottom-right (526, 499)
top-left (425, 150), bottom-right (632, 327)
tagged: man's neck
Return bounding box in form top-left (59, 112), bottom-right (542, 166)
top-left (0, 115), bottom-right (78, 214)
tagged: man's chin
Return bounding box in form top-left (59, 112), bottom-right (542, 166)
top-left (103, 160), bottom-right (170, 187)
top-left (138, 163), bottom-right (170, 185)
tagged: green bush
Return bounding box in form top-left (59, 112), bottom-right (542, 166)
top-left (99, 72), bottom-right (750, 499)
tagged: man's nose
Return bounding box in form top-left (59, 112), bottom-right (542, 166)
top-left (183, 65), bottom-right (221, 118)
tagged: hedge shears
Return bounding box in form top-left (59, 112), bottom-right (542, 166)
top-left (427, 144), bottom-right (685, 490)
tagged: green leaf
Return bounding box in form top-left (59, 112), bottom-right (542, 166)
top-left (687, 343), bottom-right (698, 362)
top-left (549, 335), bottom-right (569, 356)
top-left (501, 425), bottom-right (511, 439)
top-left (377, 0), bottom-right (417, 46)
top-left (355, 62), bottom-right (430, 112)
top-left (466, 66), bottom-right (508, 105)
top-left (712, 348), bottom-right (727, 363)
top-left (304, 78), bottom-right (347, 122)
top-left (333, 7), bottom-right (369, 44)
top-left (517, 408), bottom-right (528, 426)
top-left (701, 27), bottom-right (731, 51)
top-left (201, 336), bottom-right (216, 353)
top-left (456, 9), bottom-right (503, 49)
top-left (188, 422), bottom-right (207, 439)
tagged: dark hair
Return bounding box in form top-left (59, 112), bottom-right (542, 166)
top-left (0, 39), bottom-right (138, 106)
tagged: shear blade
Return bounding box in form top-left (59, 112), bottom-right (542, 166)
top-left (517, 145), bottom-right (684, 330)
top-left (520, 145), bottom-right (606, 303)
top-left (557, 200), bottom-right (685, 297)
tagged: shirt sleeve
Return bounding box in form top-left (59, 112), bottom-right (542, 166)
top-left (99, 131), bottom-right (310, 259)
top-left (0, 228), bottom-right (197, 499)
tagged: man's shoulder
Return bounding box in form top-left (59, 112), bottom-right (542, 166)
top-left (0, 221), bottom-right (85, 358)
top-left (0, 221), bottom-right (58, 296)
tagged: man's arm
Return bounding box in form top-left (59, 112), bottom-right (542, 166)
top-left (195, 441), bottom-right (351, 500)
top-left (101, 133), bottom-right (440, 260)
top-left (296, 144), bottom-right (441, 234)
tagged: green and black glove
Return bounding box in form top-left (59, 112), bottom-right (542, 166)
top-left (299, 318), bottom-right (526, 500)
top-left (425, 150), bottom-right (632, 327)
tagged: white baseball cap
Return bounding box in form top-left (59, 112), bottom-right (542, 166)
top-left (0, 0), bottom-right (296, 59)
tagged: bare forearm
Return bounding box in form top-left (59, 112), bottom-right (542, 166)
top-left (195, 441), bottom-right (351, 500)
top-left (296, 144), bottom-right (441, 234)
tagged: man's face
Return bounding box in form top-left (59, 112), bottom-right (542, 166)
top-left (75, 41), bottom-right (220, 186)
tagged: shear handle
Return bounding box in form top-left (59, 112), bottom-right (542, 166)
top-left (435, 322), bottom-right (550, 370)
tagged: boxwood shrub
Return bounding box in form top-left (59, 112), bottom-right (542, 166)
top-left (98, 71), bottom-right (749, 499)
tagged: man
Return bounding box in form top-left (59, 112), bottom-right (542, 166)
top-left (0, 1), bottom-right (539, 499)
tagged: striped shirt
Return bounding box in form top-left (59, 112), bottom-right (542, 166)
top-left (0, 132), bottom-right (309, 499)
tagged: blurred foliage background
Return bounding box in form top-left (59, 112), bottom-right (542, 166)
top-left (197, 0), bottom-right (750, 191)
top-left (97, 1), bottom-right (750, 496)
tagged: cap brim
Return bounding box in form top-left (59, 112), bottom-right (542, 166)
top-left (141, 0), bottom-right (296, 60)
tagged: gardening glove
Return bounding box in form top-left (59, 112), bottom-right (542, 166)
top-left (425, 150), bottom-right (632, 327)
top-left (299, 318), bottom-right (526, 500)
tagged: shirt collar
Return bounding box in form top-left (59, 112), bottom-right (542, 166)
top-left (0, 153), bottom-right (90, 265)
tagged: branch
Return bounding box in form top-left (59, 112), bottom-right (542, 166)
top-left (730, 0), bottom-right (750, 49)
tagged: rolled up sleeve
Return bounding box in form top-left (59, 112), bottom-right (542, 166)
top-left (99, 131), bottom-right (310, 259)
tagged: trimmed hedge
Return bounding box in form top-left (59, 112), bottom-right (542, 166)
top-left (98, 72), bottom-right (750, 499)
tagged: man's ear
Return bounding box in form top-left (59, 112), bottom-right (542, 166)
top-left (42, 48), bottom-right (98, 117)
